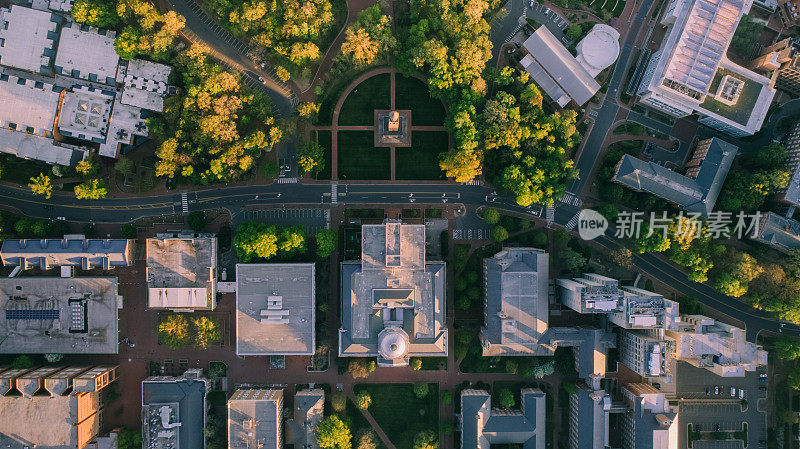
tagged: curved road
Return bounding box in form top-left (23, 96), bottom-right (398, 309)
top-left (0, 181), bottom-right (797, 341)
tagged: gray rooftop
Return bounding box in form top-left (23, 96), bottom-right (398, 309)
top-left (570, 386), bottom-right (610, 449)
top-left (0, 277), bottom-right (119, 354)
top-left (340, 222), bottom-right (446, 362)
top-left (460, 389), bottom-right (546, 449)
top-left (754, 212), bottom-right (800, 251)
top-left (235, 264), bottom-right (315, 355)
top-left (228, 389), bottom-right (282, 449)
top-left (0, 6), bottom-right (58, 74)
top-left (521, 27), bottom-right (600, 106)
top-left (142, 375), bottom-right (207, 449)
top-left (613, 138), bottom-right (738, 216)
top-left (482, 248), bottom-right (550, 356)
top-left (54, 22), bottom-right (118, 85)
top-left (1, 236), bottom-right (133, 270)
top-left (286, 389), bottom-right (324, 449)
top-left (0, 72), bottom-right (60, 135)
top-left (146, 236), bottom-right (217, 309)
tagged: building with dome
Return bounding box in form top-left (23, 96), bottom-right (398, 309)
top-left (339, 221), bottom-right (446, 367)
top-left (576, 24), bottom-right (621, 77)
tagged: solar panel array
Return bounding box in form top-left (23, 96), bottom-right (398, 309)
top-left (5, 309), bottom-right (59, 320)
top-left (664, 0), bottom-right (743, 96)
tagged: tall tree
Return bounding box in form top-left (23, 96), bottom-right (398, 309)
top-left (28, 173), bottom-right (53, 199)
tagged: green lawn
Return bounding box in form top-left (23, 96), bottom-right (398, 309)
top-left (395, 75), bottom-right (447, 126)
top-left (315, 130), bottom-right (332, 180)
top-left (395, 131), bottom-right (448, 180)
top-left (338, 73), bottom-right (391, 126)
top-left (337, 131), bottom-right (390, 180)
top-left (354, 383), bottom-right (438, 449)
top-left (0, 154), bottom-right (55, 185)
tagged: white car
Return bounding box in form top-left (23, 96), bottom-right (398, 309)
top-left (529, 0), bottom-right (534, 6)
top-left (730, 387), bottom-right (736, 397)
top-left (739, 389), bottom-right (745, 399)
top-left (714, 386), bottom-right (719, 394)
top-left (544, 7), bottom-right (551, 14)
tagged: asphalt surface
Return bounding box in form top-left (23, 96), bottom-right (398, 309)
top-left (1, 180), bottom-right (797, 341)
top-left (568, 0), bottom-right (658, 195)
top-left (488, 0), bottom-right (570, 67)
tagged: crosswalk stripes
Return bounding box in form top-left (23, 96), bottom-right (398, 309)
top-left (330, 182), bottom-right (338, 204)
top-left (277, 177), bottom-right (297, 184)
top-left (565, 212), bottom-right (580, 231)
top-left (464, 179), bottom-right (481, 186)
top-left (546, 206), bottom-right (555, 223)
top-left (559, 192), bottom-right (582, 207)
top-left (181, 192), bottom-right (189, 214)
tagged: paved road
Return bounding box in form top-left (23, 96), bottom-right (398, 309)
top-left (2, 181), bottom-right (798, 341)
top-left (488, 0), bottom-right (570, 67)
top-left (568, 0), bottom-right (657, 195)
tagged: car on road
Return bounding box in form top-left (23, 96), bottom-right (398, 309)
top-left (730, 387), bottom-right (736, 397)
top-left (714, 386), bottom-right (719, 394)
top-left (760, 373), bottom-right (768, 382)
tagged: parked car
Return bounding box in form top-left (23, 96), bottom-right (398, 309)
top-left (529, 0), bottom-right (534, 6)
top-left (714, 386), bottom-right (719, 394)
top-left (739, 389), bottom-right (745, 399)
top-left (730, 387), bottom-right (736, 397)
top-left (705, 387), bottom-right (710, 395)
top-left (514, 42), bottom-right (521, 48)
top-left (544, 7), bottom-right (550, 14)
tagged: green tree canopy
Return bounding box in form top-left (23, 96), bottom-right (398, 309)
top-left (193, 316), bottom-right (222, 348)
top-left (497, 388), bottom-right (515, 408)
top-left (299, 141), bottom-right (326, 175)
top-left (413, 430), bottom-right (438, 449)
top-left (28, 173), bottom-right (53, 199)
top-left (158, 314), bottom-right (190, 349)
top-left (234, 221), bottom-right (280, 262)
top-left (315, 229), bottom-right (337, 258)
top-left (74, 179), bottom-right (108, 200)
top-left (355, 391), bottom-right (372, 409)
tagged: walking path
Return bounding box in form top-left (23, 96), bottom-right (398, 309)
top-left (346, 388), bottom-right (398, 449)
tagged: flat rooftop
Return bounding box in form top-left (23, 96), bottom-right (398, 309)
top-left (0, 126), bottom-right (85, 165)
top-left (146, 237), bottom-right (217, 309)
top-left (58, 85), bottom-right (114, 144)
top-left (0, 277), bottom-right (119, 354)
top-left (340, 222), bottom-right (447, 360)
top-left (1, 236), bottom-right (133, 270)
top-left (119, 58), bottom-right (171, 112)
top-left (228, 389), bottom-right (282, 449)
top-left (0, 388), bottom-right (96, 448)
top-left (142, 376), bottom-right (207, 449)
top-left (55, 22), bottom-right (118, 85)
top-left (0, 5), bottom-right (58, 74)
top-left (0, 73), bottom-right (60, 135)
top-left (236, 264), bottom-right (315, 355)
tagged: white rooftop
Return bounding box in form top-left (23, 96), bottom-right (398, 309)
top-left (99, 95), bottom-right (148, 158)
top-left (576, 24), bottom-right (620, 77)
top-left (58, 85), bottom-right (113, 143)
top-left (55, 22), bottom-right (118, 85)
top-left (0, 5), bottom-right (57, 74)
top-left (0, 73), bottom-right (59, 135)
top-left (119, 59), bottom-right (172, 112)
top-left (0, 127), bottom-right (85, 165)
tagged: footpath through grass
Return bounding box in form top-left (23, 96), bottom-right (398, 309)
top-left (354, 383), bottom-right (439, 449)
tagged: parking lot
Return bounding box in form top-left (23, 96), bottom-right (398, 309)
top-left (676, 361), bottom-right (766, 449)
top-left (239, 208), bottom-right (329, 234)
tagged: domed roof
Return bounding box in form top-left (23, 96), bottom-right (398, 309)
top-left (378, 328), bottom-right (409, 360)
top-left (578, 24), bottom-right (620, 71)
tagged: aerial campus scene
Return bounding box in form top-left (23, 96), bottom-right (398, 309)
top-left (6, 0), bottom-right (800, 448)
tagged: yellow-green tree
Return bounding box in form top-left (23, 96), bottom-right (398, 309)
top-left (28, 173), bottom-right (53, 199)
top-left (316, 415), bottom-right (352, 449)
top-left (158, 314), bottom-right (190, 349)
top-left (193, 316), bottom-right (221, 349)
top-left (74, 179), bottom-right (108, 200)
top-left (75, 159), bottom-right (99, 177)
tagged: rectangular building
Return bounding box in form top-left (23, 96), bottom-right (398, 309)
top-left (286, 389), bottom-right (324, 449)
top-left (618, 329), bottom-right (676, 379)
top-left (751, 211), bottom-right (800, 252)
top-left (1, 235), bottom-right (134, 270)
top-left (481, 248), bottom-right (550, 356)
top-left (142, 371), bottom-right (208, 449)
top-left (0, 277), bottom-right (120, 354)
top-left (620, 383), bottom-right (677, 449)
top-left (146, 235), bottom-right (217, 310)
top-left (0, 5), bottom-right (59, 74)
top-left (118, 58), bottom-right (172, 112)
top-left (236, 263), bottom-right (315, 355)
top-left (636, 0), bottom-right (775, 137)
top-left (54, 22), bottom-right (119, 85)
top-left (228, 389), bottom-right (283, 449)
top-left (569, 383), bottom-right (612, 449)
top-left (613, 138), bottom-right (738, 216)
top-left (339, 221), bottom-right (446, 366)
top-left (0, 365), bottom-right (118, 449)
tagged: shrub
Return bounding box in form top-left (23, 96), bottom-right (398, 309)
top-left (331, 392), bottom-right (347, 413)
top-left (411, 358), bottom-right (423, 370)
top-left (440, 390), bottom-right (452, 404)
top-left (497, 388), bottom-right (515, 408)
top-left (45, 353), bottom-right (63, 363)
top-left (491, 225), bottom-right (509, 242)
top-left (263, 161), bottom-right (280, 178)
top-left (355, 391), bottom-right (372, 409)
top-left (455, 277), bottom-right (467, 292)
top-left (413, 382), bottom-right (430, 398)
top-left (121, 223), bottom-right (137, 239)
top-left (482, 208), bottom-right (500, 224)
top-left (355, 429), bottom-right (378, 449)
top-left (505, 359), bottom-right (518, 375)
top-left (348, 358), bottom-right (376, 379)
top-left (413, 430), bottom-right (438, 449)
top-left (456, 296), bottom-right (471, 311)
top-left (11, 355), bottom-right (34, 369)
